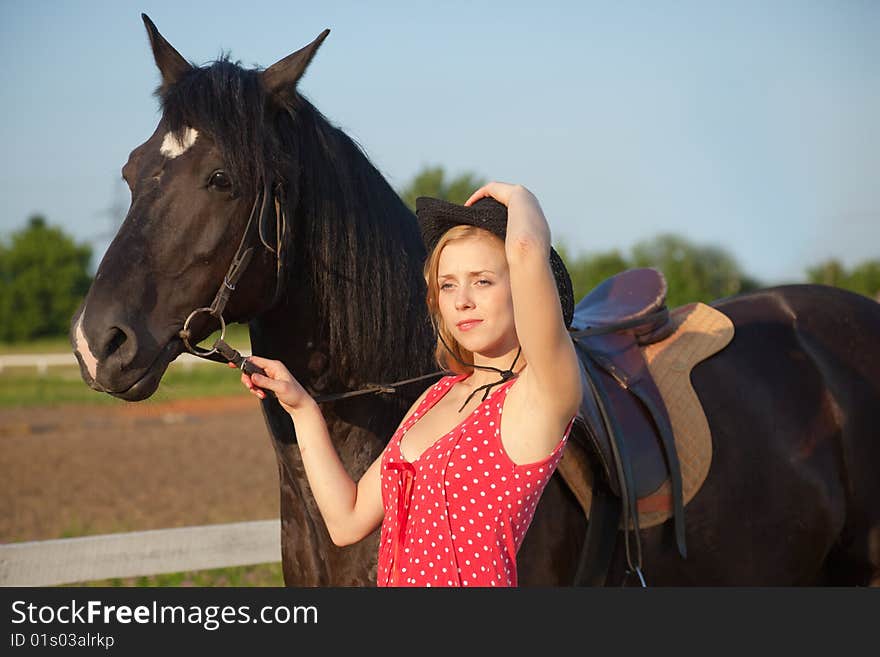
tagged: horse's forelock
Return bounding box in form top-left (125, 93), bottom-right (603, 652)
top-left (158, 57), bottom-right (271, 196)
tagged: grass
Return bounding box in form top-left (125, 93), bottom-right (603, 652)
top-left (0, 325), bottom-right (253, 407)
top-left (58, 563), bottom-right (285, 587)
top-left (0, 365), bottom-right (249, 407)
top-left (0, 323), bottom-right (252, 355)
top-left (0, 334), bottom-right (78, 355)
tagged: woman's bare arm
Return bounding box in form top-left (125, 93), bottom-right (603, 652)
top-left (465, 183), bottom-right (582, 419)
top-left (285, 399), bottom-right (386, 546)
top-left (237, 357), bottom-right (432, 546)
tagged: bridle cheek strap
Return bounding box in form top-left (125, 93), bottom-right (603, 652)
top-left (179, 180), bottom-right (285, 361)
top-left (207, 184), bottom-right (265, 318)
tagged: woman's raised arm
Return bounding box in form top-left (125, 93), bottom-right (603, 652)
top-left (465, 182), bottom-right (582, 418)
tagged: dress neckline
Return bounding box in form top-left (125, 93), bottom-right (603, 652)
top-left (396, 372), bottom-right (518, 466)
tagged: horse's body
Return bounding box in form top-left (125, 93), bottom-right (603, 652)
top-left (71, 17), bottom-right (880, 586)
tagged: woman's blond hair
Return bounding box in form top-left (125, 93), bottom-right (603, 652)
top-left (423, 225), bottom-right (505, 375)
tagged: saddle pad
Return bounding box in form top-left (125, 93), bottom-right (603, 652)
top-left (556, 301), bottom-right (734, 529)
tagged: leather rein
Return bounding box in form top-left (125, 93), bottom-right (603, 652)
top-left (175, 182), bottom-right (665, 587)
top-left (176, 178), bottom-right (667, 396)
top-left (176, 176), bottom-right (667, 398)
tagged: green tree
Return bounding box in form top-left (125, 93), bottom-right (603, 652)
top-left (0, 215), bottom-right (93, 341)
top-left (556, 233), bottom-right (762, 308)
top-left (848, 261), bottom-right (880, 301)
top-left (806, 259), bottom-right (847, 287)
top-left (629, 233), bottom-right (759, 308)
top-left (555, 242), bottom-right (631, 302)
top-left (806, 258), bottom-right (880, 301)
top-left (399, 165), bottom-right (486, 211)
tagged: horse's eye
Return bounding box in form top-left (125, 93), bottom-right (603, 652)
top-left (208, 170), bottom-right (231, 189)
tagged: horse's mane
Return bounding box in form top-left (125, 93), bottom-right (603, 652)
top-left (159, 56), bottom-right (435, 386)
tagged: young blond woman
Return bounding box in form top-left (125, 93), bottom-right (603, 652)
top-left (237, 182), bottom-right (582, 586)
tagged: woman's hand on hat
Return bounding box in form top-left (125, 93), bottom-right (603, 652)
top-left (464, 181), bottom-right (535, 209)
top-left (466, 181), bottom-right (550, 247)
top-left (230, 355), bottom-right (314, 414)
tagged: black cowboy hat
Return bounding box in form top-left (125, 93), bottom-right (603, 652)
top-left (416, 196), bottom-right (574, 328)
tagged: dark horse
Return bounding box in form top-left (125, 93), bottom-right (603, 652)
top-left (71, 16), bottom-right (880, 585)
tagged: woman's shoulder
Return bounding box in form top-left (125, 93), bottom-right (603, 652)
top-left (425, 373), bottom-right (468, 402)
top-left (401, 374), bottom-right (460, 420)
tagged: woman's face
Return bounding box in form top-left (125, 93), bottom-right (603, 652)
top-left (436, 235), bottom-right (517, 357)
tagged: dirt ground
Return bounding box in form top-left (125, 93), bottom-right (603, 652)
top-left (0, 396), bottom-right (280, 544)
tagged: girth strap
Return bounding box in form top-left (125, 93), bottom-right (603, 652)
top-left (573, 475), bottom-right (621, 586)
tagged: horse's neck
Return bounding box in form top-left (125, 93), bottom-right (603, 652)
top-left (250, 123), bottom-right (430, 584)
top-left (304, 114), bottom-right (413, 241)
top-left (248, 299), bottom-right (324, 390)
top-left (250, 303), bottom-right (376, 585)
top-left (254, 105), bottom-right (432, 444)
top-left (283, 107), bottom-right (433, 386)
top-left (249, 299), bottom-right (407, 436)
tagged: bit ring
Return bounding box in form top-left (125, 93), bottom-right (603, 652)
top-left (181, 307), bottom-right (226, 356)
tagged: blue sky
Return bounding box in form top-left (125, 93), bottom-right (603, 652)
top-left (1, 0), bottom-right (877, 285)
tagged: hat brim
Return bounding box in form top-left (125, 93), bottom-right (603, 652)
top-left (416, 196), bottom-right (574, 327)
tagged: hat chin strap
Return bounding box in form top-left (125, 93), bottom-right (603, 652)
top-left (435, 327), bottom-right (522, 412)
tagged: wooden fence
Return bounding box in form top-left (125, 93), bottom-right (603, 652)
top-left (0, 520), bottom-right (281, 587)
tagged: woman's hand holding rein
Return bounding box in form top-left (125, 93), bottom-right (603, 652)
top-left (229, 355), bottom-right (316, 415)
top-left (232, 354), bottom-right (383, 547)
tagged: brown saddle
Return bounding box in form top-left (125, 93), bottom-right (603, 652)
top-left (565, 267), bottom-right (686, 581)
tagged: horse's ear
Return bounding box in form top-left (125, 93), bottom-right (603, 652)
top-left (262, 29), bottom-right (330, 104)
top-left (141, 13), bottom-right (192, 91)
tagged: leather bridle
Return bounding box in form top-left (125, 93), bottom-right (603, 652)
top-left (177, 180), bottom-right (287, 373)
top-left (174, 177), bottom-right (448, 400)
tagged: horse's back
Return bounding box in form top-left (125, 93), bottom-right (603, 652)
top-left (711, 283), bottom-right (880, 468)
top-left (712, 282), bottom-right (880, 377)
top-left (694, 283), bottom-right (880, 584)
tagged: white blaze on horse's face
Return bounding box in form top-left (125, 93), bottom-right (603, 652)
top-left (159, 127), bottom-right (199, 159)
top-left (74, 306), bottom-right (99, 381)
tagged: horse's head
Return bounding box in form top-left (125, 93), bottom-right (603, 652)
top-left (70, 14), bottom-right (329, 400)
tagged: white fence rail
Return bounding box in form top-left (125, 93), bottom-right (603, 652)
top-left (0, 352), bottom-right (251, 374)
top-left (0, 520), bottom-right (281, 587)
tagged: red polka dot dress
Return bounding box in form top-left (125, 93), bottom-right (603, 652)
top-left (377, 372), bottom-right (575, 587)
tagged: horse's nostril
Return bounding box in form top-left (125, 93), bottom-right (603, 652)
top-left (104, 326), bottom-right (127, 359)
